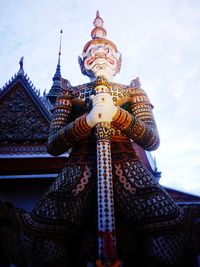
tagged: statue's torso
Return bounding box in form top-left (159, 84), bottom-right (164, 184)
top-left (65, 82), bottom-right (145, 164)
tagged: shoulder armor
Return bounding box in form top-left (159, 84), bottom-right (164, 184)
top-left (52, 89), bottom-right (72, 111)
top-left (61, 78), bottom-right (71, 90)
top-left (127, 87), bottom-right (153, 108)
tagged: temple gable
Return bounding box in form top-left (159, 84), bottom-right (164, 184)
top-left (0, 78), bottom-right (50, 141)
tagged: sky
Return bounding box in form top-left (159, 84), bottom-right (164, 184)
top-left (0, 0), bottom-right (200, 196)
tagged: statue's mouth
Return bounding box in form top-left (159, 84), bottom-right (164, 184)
top-left (85, 55), bottom-right (115, 66)
top-left (92, 63), bottom-right (116, 73)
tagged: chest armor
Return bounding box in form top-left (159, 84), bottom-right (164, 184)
top-left (69, 82), bottom-right (135, 137)
top-left (71, 82), bottom-right (133, 112)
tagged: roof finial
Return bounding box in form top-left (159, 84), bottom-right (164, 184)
top-left (18, 56), bottom-right (24, 76)
top-left (19, 57), bottom-right (24, 68)
top-left (58, 29), bottom-right (63, 65)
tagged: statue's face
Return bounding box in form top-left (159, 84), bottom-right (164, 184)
top-left (81, 43), bottom-right (121, 81)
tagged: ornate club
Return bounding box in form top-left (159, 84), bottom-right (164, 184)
top-left (93, 76), bottom-right (120, 267)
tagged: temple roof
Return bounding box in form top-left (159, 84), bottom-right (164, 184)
top-left (0, 59), bottom-right (51, 143)
top-left (165, 187), bottom-right (200, 203)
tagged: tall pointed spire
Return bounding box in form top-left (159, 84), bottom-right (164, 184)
top-left (47, 30), bottom-right (63, 105)
top-left (54, 29), bottom-right (62, 79)
top-left (58, 29), bottom-right (62, 66)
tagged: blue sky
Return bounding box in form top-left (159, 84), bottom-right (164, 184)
top-left (0, 0), bottom-right (200, 196)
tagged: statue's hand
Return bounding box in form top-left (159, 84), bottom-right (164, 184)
top-left (91, 93), bottom-right (114, 106)
top-left (86, 93), bottom-right (117, 127)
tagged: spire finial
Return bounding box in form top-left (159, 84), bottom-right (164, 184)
top-left (91, 10), bottom-right (107, 39)
top-left (53, 30), bottom-right (62, 81)
top-left (93, 10), bottom-right (102, 27)
top-left (18, 56), bottom-right (24, 76)
top-left (58, 29), bottom-right (63, 65)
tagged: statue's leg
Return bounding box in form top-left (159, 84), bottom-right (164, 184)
top-left (0, 164), bottom-right (97, 266)
top-left (0, 209), bottom-right (92, 267)
top-left (0, 229), bottom-right (10, 267)
top-left (15, 164), bottom-right (97, 266)
top-left (113, 161), bottom-right (197, 266)
top-left (0, 201), bottom-right (27, 266)
top-left (141, 232), bottom-right (196, 267)
top-left (20, 232), bottom-right (72, 267)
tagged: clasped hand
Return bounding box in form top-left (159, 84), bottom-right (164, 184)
top-left (86, 93), bottom-right (117, 128)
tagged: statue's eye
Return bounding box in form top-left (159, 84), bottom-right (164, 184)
top-left (90, 48), bottom-right (96, 54)
top-left (105, 47), bottom-right (111, 53)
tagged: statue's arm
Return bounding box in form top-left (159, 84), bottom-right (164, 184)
top-left (47, 91), bottom-right (92, 156)
top-left (112, 88), bottom-right (160, 151)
